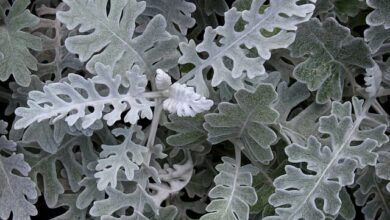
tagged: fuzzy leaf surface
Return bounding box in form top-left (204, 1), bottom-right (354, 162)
top-left (267, 98), bottom-right (388, 220)
top-left (291, 18), bottom-right (374, 103)
top-left (205, 84), bottom-right (279, 164)
top-left (15, 63), bottom-right (153, 129)
top-left (0, 136), bottom-right (37, 220)
top-left (57, 0), bottom-right (179, 84)
top-left (18, 136), bottom-right (94, 207)
top-left (139, 0), bottom-right (196, 40)
top-left (179, 0), bottom-right (315, 96)
top-left (0, 0), bottom-right (42, 86)
top-left (367, 0), bottom-right (390, 29)
top-left (354, 167), bottom-right (390, 220)
top-left (95, 126), bottom-right (147, 190)
top-left (201, 157), bottom-right (259, 220)
top-left (165, 114), bottom-right (207, 147)
top-left (90, 185), bottom-right (158, 219)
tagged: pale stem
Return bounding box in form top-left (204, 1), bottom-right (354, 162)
top-left (145, 98), bottom-right (164, 165)
top-left (143, 90), bottom-right (169, 99)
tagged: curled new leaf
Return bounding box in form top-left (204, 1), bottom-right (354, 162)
top-left (163, 83), bottom-right (213, 117)
top-left (156, 69), bottom-right (172, 90)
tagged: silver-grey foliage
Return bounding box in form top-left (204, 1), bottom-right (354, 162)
top-left (178, 0), bottom-right (316, 96)
top-left (0, 121), bottom-right (37, 220)
top-left (0, 0), bottom-right (42, 86)
top-left (56, 0), bottom-right (180, 85)
top-left (14, 63), bottom-right (153, 129)
top-left (1, 0), bottom-right (390, 219)
top-left (267, 98), bottom-right (388, 220)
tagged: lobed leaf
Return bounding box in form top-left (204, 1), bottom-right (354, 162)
top-left (90, 185), bottom-right (158, 219)
top-left (205, 84), bottom-right (279, 164)
top-left (201, 157), bottom-right (259, 220)
top-left (15, 63), bottom-right (153, 129)
top-left (0, 122), bottom-right (37, 220)
top-left (165, 114), bottom-right (207, 147)
top-left (267, 98), bottom-right (388, 220)
top-left (95, 126), bottom-right (147, 190)
top-left (291, 18), bottom-right (374, 103)
top-left (18, 136), bottom-right (94, 208)
top-left (367, 0), bottom-right (390, 29)
top-left (178, 0), bottom-right (315, 96)
top-left (0, 153), bottom-right (38, 219)
top-left (0, 0), bottom-right (42, 86)
top-left (139, 0), bottom-right (196, 40)
top-left (57, 0), bottom-right (179, 84)
top-left (354, 167), bottom-right (390, 220)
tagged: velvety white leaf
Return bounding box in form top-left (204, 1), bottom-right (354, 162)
top-left (0, 125), bottom-right (36, 219)
top-left (57, 0), bottom-right (179, 85)
top-left (267, 98), bottom-right (388, 220)
top-left (15, 63), bottom-right (153, 129)
top-left (50, 193), bottom-right (89, 220)
top-left (0, 121), bottom-right (16, 151)
top-left (32, 4), bottom-right (83, 81)
top-left (376, 150), bottom-right (390, 185)
top-left (95, 126), bottom-right (147, 190)
top-left (163, 83), bottom-right (213, 117)
top-left (178, 0), bottom-right (315, 96)
top-left (364, 25), bottom-right (390, 53)
top-left (156, 69), bottom-right (172, 90)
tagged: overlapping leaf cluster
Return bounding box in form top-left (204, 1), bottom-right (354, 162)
top-left (0, 0), bottom-right (390, 219)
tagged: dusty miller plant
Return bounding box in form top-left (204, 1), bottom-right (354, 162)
top-left (0, 0), bottom-right (389, 219)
